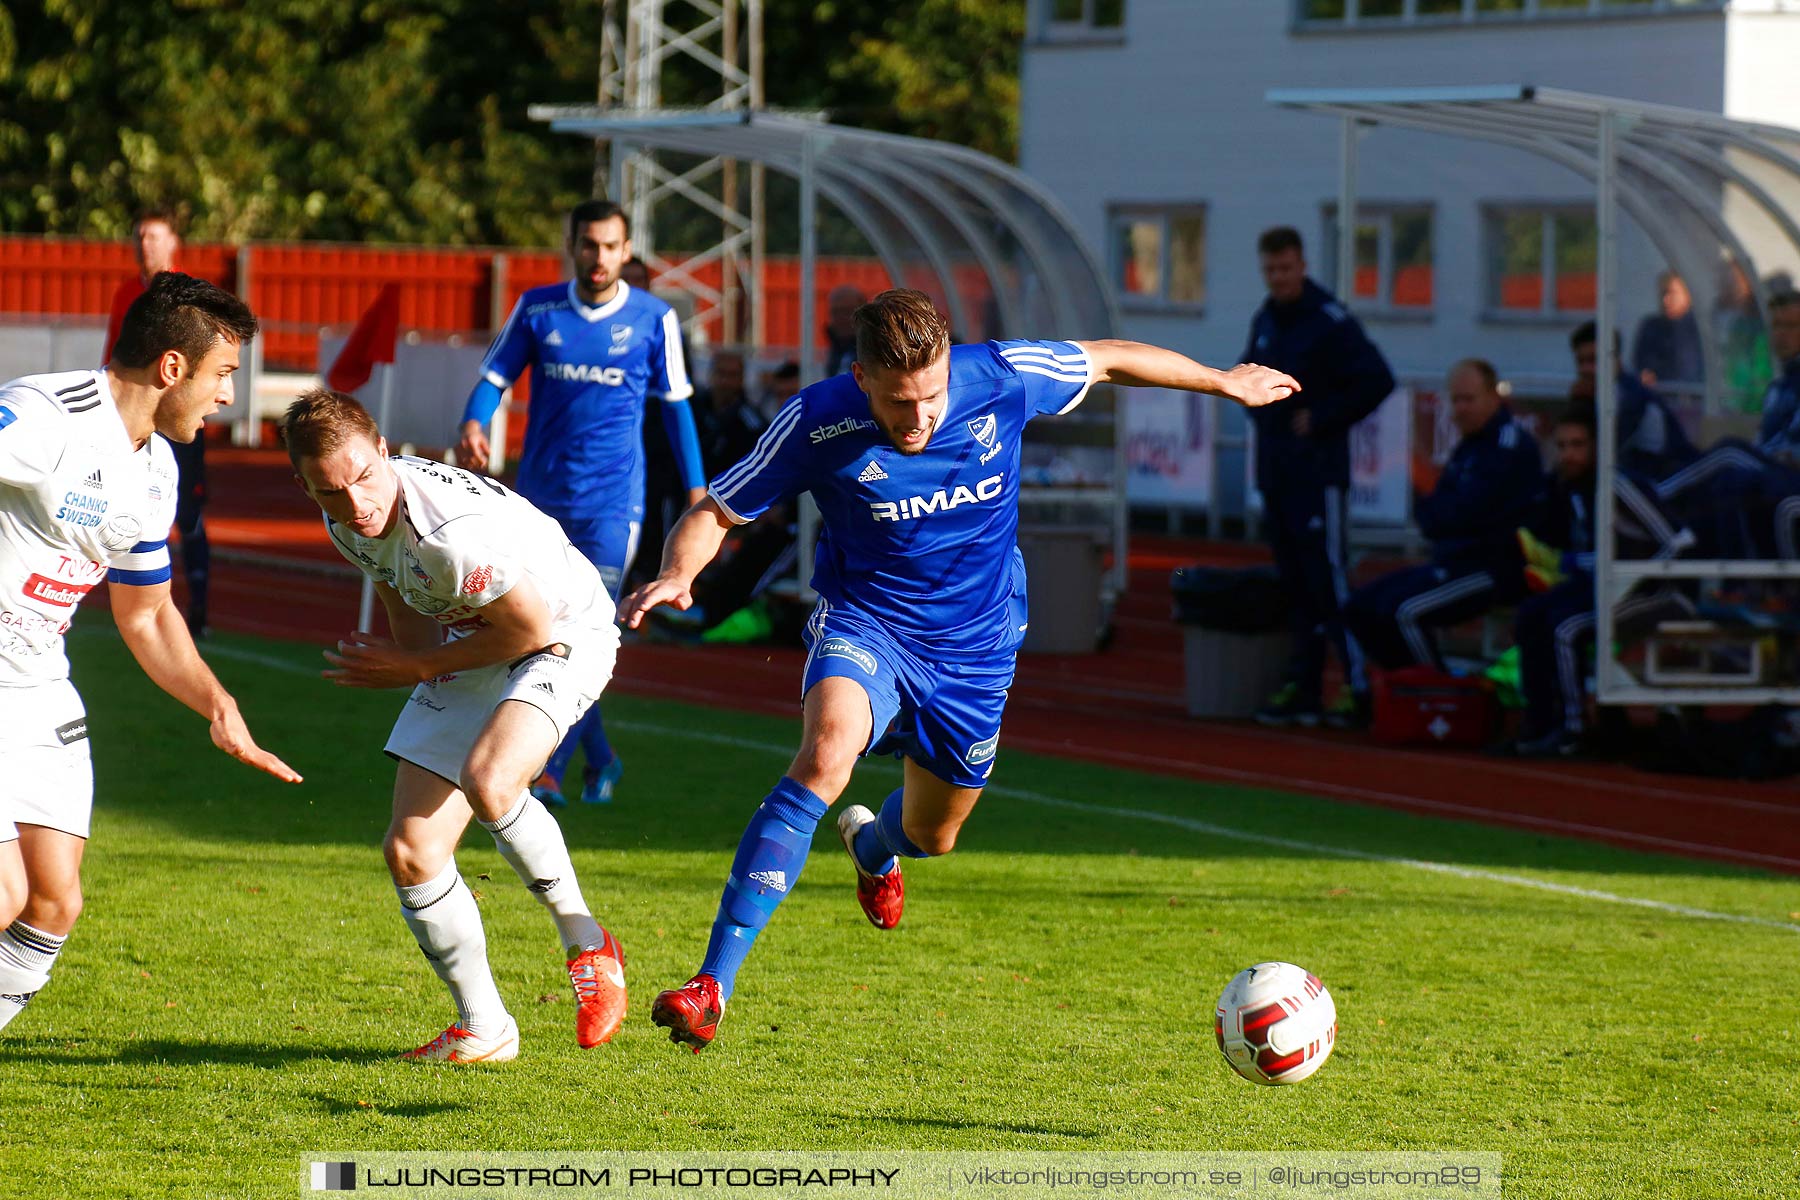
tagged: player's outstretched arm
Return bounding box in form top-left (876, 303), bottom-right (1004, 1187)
top-left (1078, 339), bottom-right (1300, 408)
top-left (324, 576), bottom-right (555, 687)
top-left (109, 581), bottom-right (303, 783)
top-left (620, 495), bottom-right (735, 629)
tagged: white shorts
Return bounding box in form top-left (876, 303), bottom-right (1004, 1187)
top-left (383, 632), bottom-right (616, 787)
top-left (0, 679), bottom-right (94, 840)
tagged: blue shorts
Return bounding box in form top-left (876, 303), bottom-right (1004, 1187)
top-left (801, 601), bottom-right (1015, 789)
top-left (554, 514), bottom-right (642, 603)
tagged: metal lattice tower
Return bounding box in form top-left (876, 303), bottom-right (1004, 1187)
top-left (596, 0), bottom-right (765, 347)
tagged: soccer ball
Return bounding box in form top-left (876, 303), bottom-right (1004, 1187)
top-left (1214, 961), bottom-right (1336, 1085)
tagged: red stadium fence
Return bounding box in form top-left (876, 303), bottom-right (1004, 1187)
top-left (0, 235), bottom-right (904, 372)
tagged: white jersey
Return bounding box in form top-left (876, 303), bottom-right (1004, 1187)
top-left (0, 370), bottom-right (179, 687)
top-left (326, 456), bottom-right (616, 642)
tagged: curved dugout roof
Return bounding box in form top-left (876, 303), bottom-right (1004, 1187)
top-left (1266, 85), bottom-right (1800, 704)
top-left (527, 107), bottom-right (1121, 350)
top-left (1265, 85), bottom-right (1800, 396)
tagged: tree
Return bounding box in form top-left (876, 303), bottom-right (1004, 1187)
top-left (0, 0), bottom-right (1023, 244)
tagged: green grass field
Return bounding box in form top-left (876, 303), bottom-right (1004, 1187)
top-left (2, 619), bottom-right (1797, 1199)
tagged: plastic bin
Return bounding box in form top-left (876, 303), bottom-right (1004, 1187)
top-left (1019, 526), bottom-right (1104, 654)
top-left (1173, 566), bottom-right (1291, 718)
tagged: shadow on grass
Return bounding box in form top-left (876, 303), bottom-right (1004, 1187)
top-left (65, 619), bottom-right (1795, 887)
top-left (869, 1113), bottom-right (1103, 1141)
top-left (0, 1036), bottom-right (394, 1068)
top-left (313, 1094), bottom-right (467, 1119)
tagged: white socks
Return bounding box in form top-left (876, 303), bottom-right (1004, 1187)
top-left (0, 920), bottom-right (65, 1033)
top-left (479, 794), bottom-right (604, 957)
top-left (396, 859), bottom-right (509, 1038)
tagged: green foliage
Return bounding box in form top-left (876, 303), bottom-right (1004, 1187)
top-left (0, 0), bottom-right (1023, 245)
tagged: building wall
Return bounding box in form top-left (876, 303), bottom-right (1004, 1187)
top-left (1020, 0), bottom-right (1741, 383)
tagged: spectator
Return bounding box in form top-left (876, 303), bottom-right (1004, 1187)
top-left (757, 359), bottom-right (801, 422)
top-left (1714, 261), bottom-right (1770, 414)
top-left (1571, 320), bottom-right (1696, 481)
top-left (1243, 226), bottom-right (1396, 729)
top-left (1654, 291), bottom-right (1800, 558)
top-left (101, 211), bottom-right (211, 637)
top-left (1753, 290), bottom-right (1800, 463)
top-left (1344, 359), bottom-right (1543, 672)
top-left (694, 349), bottom-right (765, 475)
top-left (1631, 271), bottom-right (1704, 389)
top-left (1505, 404), bottom-right (1693, 758)
top-left (823, 285), bottom-right (865, 377)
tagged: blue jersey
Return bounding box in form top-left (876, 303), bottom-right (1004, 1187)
top-left (478, 281), bottom-right (693, 521)
top-left (710, 340), bottom-right (1095, 661)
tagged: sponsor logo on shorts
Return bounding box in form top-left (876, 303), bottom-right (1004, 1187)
top-left (460, 565), bottom-right (494, 595)
top-left (967, 733), bottom-right (999, 764)
top-left (818, 637), bottom-right (877, 675)
top-left (747, 868), bottom-right (788, 893)
top-left (54, 718), bottom-right (89, 745)
top-left (526, 877), bottom-right (561, 894)
top-left (22, 574), bottom-right (93, 608)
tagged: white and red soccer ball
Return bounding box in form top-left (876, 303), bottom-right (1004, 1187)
top-left (1214, 961), bottom-right (1337, 1085)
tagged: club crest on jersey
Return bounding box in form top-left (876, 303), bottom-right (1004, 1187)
top-left (609, 324), bottom-right (632, 355)
top-left (408, 560), bottom-right (433, 588)
top-left (869, 473), bottom-right (1003, 523)
top-left (968, 412), bottom-right (1004, 465)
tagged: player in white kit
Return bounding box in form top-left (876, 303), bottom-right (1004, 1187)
top-left (0, 272), bottom-right (301, 1034)
top-left (283, 387), bottom-right (627, 1063)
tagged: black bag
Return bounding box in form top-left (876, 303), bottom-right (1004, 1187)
top-left (1170, 566), bottom-right (1291, 635)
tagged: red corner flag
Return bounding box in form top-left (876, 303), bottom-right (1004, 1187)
top-left (326, 283), bottom-right (401, 393)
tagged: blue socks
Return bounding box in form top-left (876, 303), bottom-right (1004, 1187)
top-left (700, 777), bottom-right (830, 1001)
top-left (546, 707), bottom-right (615, 783)
top-left (852, 788), bottom-right (929, 877)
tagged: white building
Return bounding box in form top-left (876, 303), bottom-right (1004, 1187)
top-left (1019, 0), bottom-right (1800, 516)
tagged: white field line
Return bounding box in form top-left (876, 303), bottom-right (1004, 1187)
top-left (195, 640), bottom-right (1800, 936)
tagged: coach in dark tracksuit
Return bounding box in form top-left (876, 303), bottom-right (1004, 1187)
top-left (1345, 359), bottom-right (1543, 672)
top-left (1245, 227), bottom-right (1396, 727)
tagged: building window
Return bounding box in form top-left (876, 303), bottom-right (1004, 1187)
top-left (1109, 205), bottom-right (1205, 311)
top-left (1295, 0), bottom-right (1720, 28)
top-left (1484, 205), bottom-right (1596, 315)
top-left (1040, 0), bottom-right (1126, 37)
top-left (1323, 205), bottom-right (1434, 311)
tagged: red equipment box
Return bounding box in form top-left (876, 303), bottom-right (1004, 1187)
top-left (1370, 667), bottom-right (1497, 747)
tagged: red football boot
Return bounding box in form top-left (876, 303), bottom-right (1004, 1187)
top-left (836, 804), bottom-right (905, 930)
top-left (650, 973), bottom-right (724, 1053)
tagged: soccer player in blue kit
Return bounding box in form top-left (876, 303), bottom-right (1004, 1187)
top-left (620, 290), bottom-right (1300, 1051)
top-left (459, 200), bottom-right (707, 807)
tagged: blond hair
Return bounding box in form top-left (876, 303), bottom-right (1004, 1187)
top-left (280, 386), bottom-right (379, 469)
